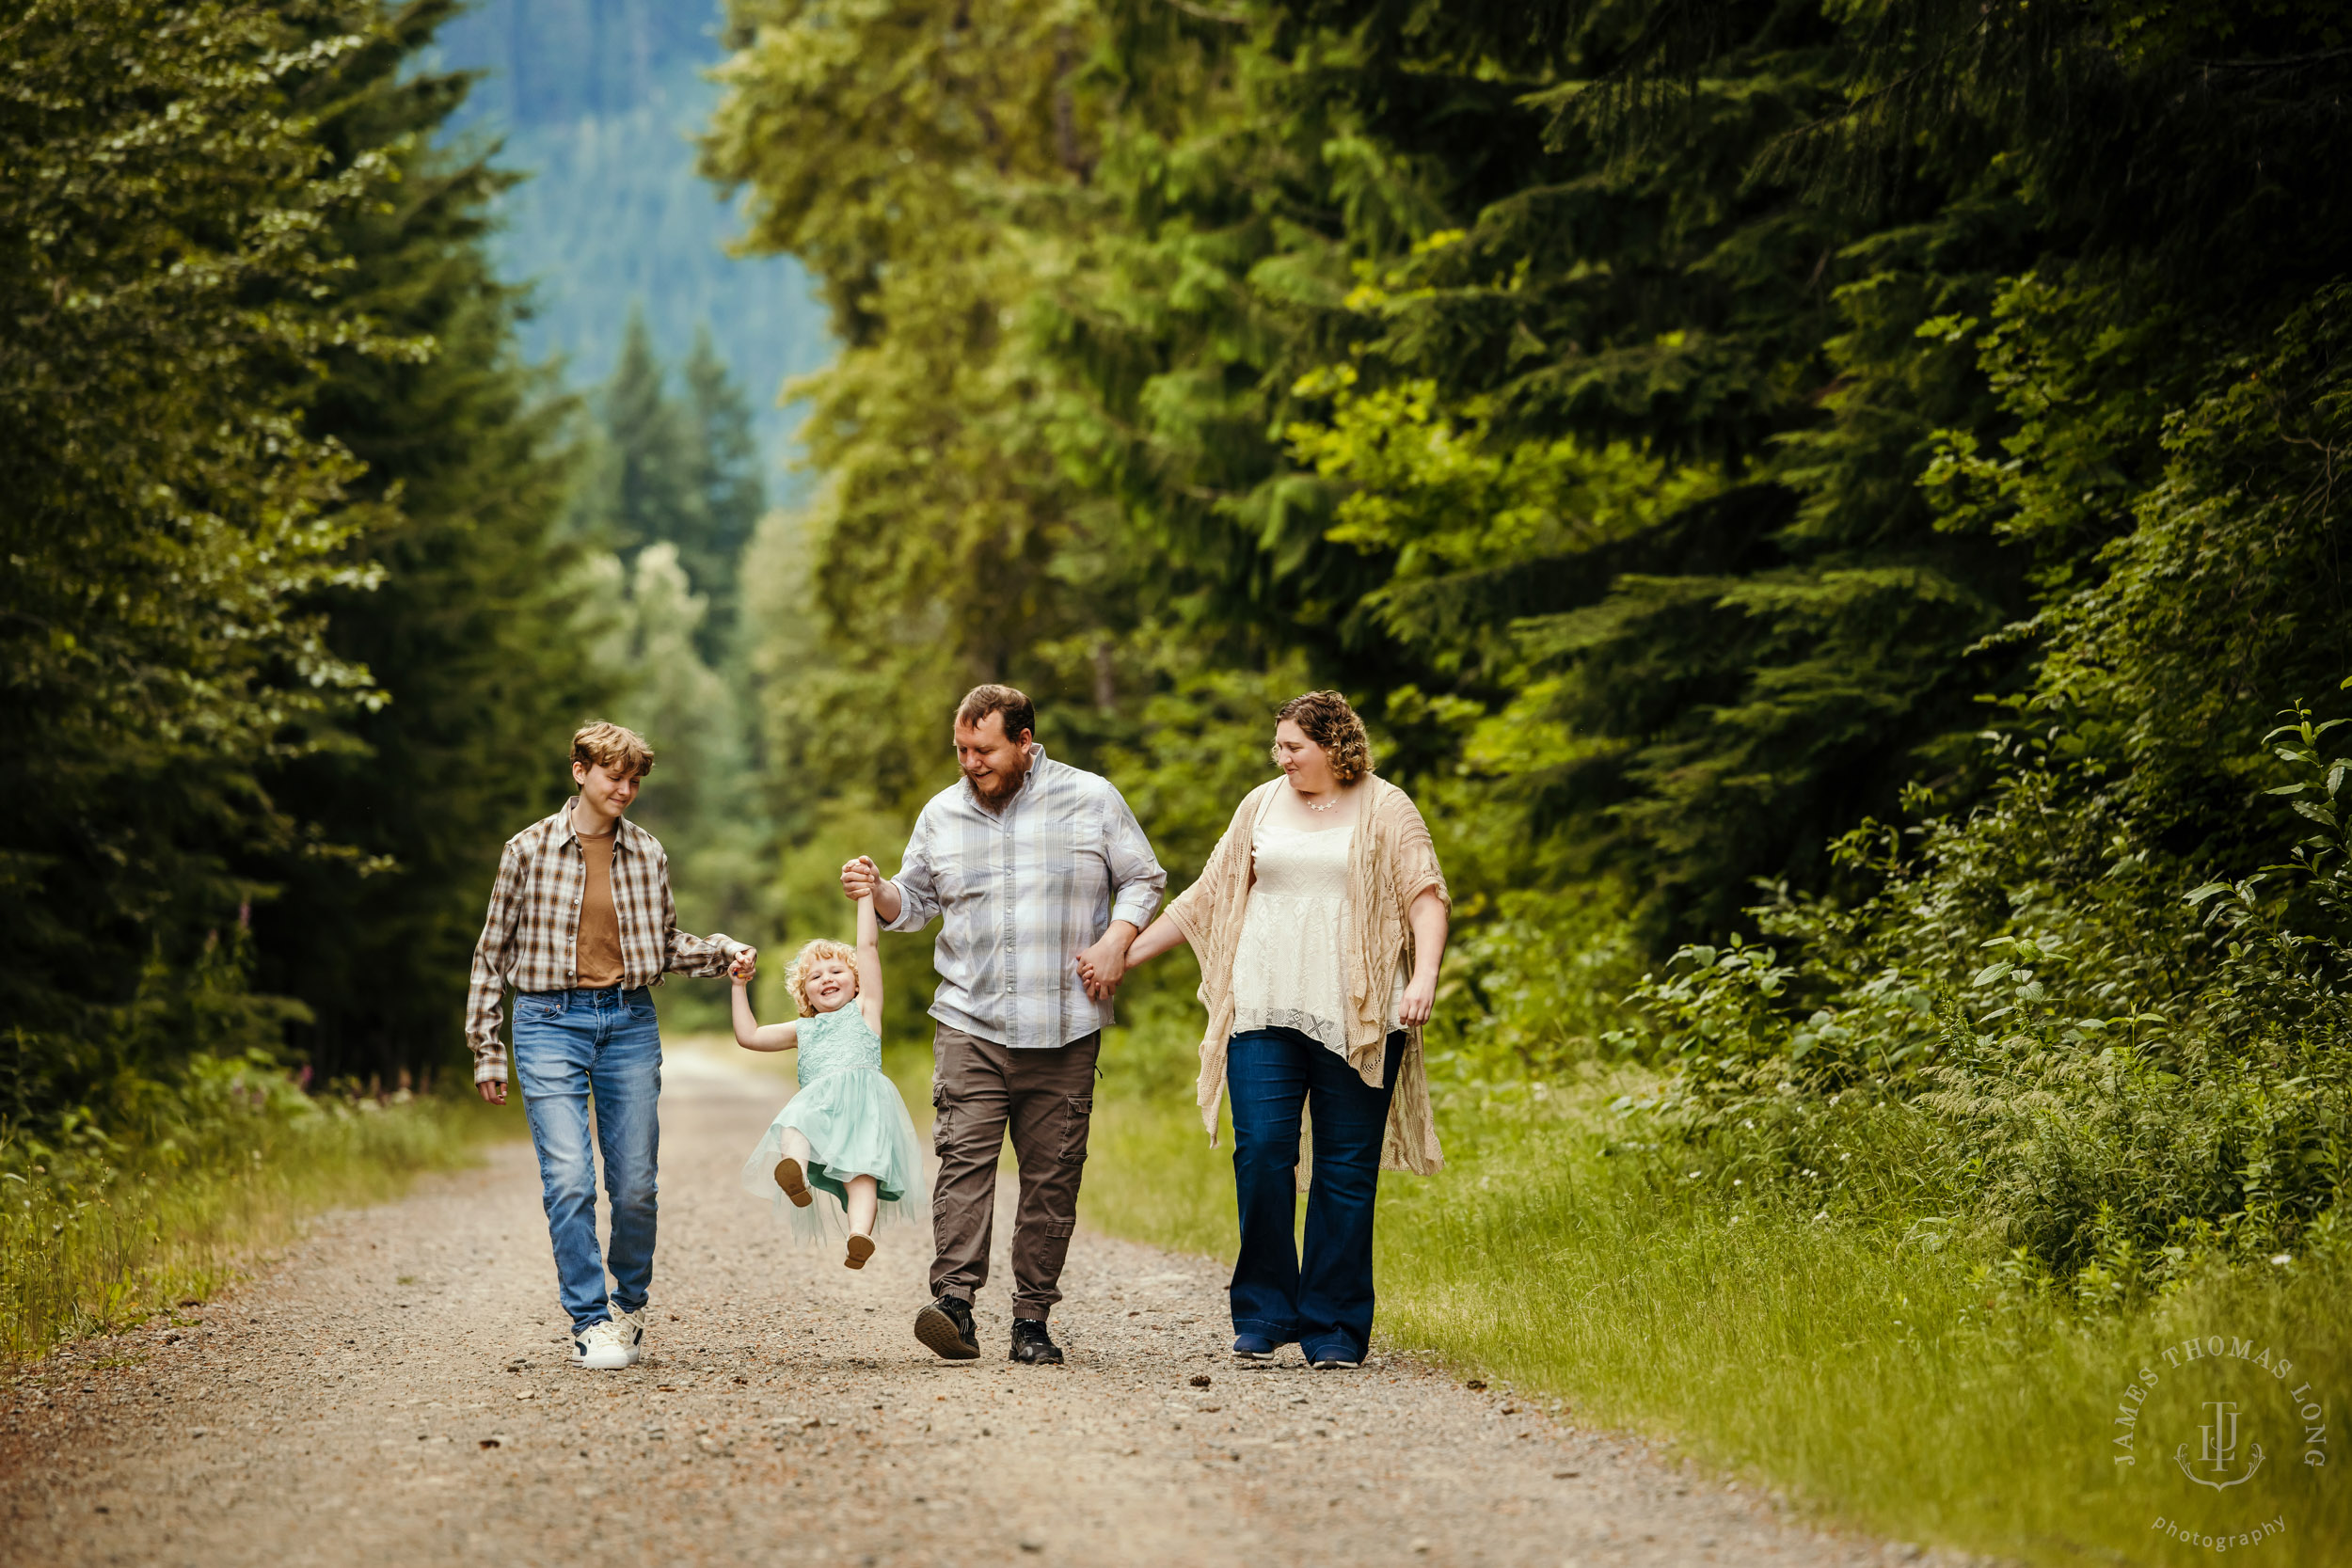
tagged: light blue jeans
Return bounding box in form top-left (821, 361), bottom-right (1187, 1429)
top-left (512, 986), bottom-right (662, 1334)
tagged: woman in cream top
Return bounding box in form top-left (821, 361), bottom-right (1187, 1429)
top-left (1117, 690), bottom-right (1449, 1369)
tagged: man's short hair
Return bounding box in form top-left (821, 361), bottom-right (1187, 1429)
top-left (955, 684), bottom-right (1035, 742)
top-left (571, 721), bottom-right (656, 781)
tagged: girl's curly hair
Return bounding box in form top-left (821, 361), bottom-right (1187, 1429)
top-left (1271, 689), bottom-right (1373, 784)
top-left (784, 938), bottom-right (860, 1017)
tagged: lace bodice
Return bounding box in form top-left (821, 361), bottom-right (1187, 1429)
top-left (796, 1005), bottom-right (882, 1083)
top-left (1230, 819), bottom-right (1395, 1056)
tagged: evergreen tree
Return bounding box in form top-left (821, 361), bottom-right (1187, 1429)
top-left (594, 308), bottom-right (707, 562)
top-left (678, 326), bottom-right (767, 655)
top-left (1, 0), bottom-right (401, 1118)
top-left (241, 0), bottom-right (609, 1087)
top-left (581, 313), bottom-right (767, 659)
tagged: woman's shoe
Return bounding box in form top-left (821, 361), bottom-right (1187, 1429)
top-left (1232, 1333), bottom-right (1279, 1361)
top-left (772, 1156), bottom-right (813, 1208)
top-left (1303, 1340), bottom-right (1362, 1370)
top-left (844, 1232), bottom-right (875, 1270)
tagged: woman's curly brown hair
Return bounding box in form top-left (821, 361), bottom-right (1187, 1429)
top-left (1271, 690), bottom-right (1374, 784)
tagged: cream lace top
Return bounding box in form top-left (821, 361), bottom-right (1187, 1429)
top-left (1231, 818), bottom-right (1399, 1055)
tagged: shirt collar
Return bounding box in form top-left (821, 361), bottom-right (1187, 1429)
top-left (559, 799), bottom-right (632, 849)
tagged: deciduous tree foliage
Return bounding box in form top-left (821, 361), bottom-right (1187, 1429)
top-left (705, 0), bottom-right (1146, 823)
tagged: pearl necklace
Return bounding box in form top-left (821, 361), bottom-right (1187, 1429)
top-left (1300, 791), bottom-right (1343, 813)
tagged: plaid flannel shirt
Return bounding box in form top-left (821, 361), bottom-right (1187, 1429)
top-left (884, 746), bottom-right (1166, 1047)
top-left (465, 804), bottom-right (742, 1083)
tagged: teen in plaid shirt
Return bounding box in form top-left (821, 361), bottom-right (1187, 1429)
top-left (469, 721), bottom-right (749, 1370)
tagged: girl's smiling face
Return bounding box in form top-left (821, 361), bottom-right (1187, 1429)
top-left (802, 954), bottom-right (860, 1013)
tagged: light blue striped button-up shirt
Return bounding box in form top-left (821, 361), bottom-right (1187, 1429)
top-left (883, 746), bottom-right (1167, 1047)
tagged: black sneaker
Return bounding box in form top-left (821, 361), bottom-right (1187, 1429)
top-left (914, 1296), bottom-right (980, 1361)
top-left (1009, 1317), bottom-right (1064, 1366)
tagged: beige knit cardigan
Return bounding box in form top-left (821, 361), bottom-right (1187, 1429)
top-left (1163, 775), bottom-right (1450, 1176)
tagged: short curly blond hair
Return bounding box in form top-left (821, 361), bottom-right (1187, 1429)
top-left (784, 938), bottom-right (860, 1017)
top-left (1271, 690), bottom-right (1373, 784)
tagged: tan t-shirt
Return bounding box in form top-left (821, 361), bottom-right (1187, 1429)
top-left (574, 830), bottom-right (626, 988)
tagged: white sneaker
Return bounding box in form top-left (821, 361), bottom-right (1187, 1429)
top-left (608, 1305), bottom-right (648, 1363)
top-left (571, 1313), bottom-right (642, 1370)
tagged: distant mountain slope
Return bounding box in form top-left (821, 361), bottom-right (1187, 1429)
top-left (422, 0), bottom-right (830, 465)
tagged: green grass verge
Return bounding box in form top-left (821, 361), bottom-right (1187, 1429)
top-left (1080, 1018), bottom-right (2350, 1566)
top-left (2, 1063), bottom-right (512, 1363)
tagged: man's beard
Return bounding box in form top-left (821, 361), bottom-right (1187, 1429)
top-left (967, 754), bottom-right (1031, 807)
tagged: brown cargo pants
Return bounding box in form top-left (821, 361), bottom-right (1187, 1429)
top-left (928, 1023), bottom-right (1099, 1320)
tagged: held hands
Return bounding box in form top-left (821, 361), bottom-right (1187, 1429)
top-left (1073, 929), bottom-right (1130, 1002)
top-left (476, 1078), bottom-right (507, 1106)
top-left (839, 855), bottom-right (882, 901)
top-left (729, 946), bottom-right (759, 986)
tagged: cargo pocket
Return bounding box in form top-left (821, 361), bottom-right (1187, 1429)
top-left (1059, 1093), bottom-right (1094, 1164)
top-left (930, 1079), bottom-right (953, 1155)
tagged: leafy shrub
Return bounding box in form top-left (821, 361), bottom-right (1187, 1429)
top-left (1426, 880), bottom-right (1645, 1085)
top-left (1614, 701), bottom-right (2352, 1288)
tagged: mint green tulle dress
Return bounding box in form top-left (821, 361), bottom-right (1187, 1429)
top-left (739, 1005), bottom-right (928, 1243)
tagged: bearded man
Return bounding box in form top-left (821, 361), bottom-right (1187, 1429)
top-left (840, 684), bottom-right (1166, 1365)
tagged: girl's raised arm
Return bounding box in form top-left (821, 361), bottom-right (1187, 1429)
top-left (853, 892), bottom-right (885, 1034)
top-left (732, 962), bottom-right (800, 1053)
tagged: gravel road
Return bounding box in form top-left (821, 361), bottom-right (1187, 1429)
top-left (1, 1041), bottom-right (1941, 1568)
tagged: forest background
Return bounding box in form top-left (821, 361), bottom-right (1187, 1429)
top-left (5, 0), bottom-right (2351, 1561)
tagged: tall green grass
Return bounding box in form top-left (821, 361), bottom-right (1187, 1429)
top-left (2, 1055), bottom-right (509, 1362)
top-left (1081, 1021), bottom-right (2350, 1566)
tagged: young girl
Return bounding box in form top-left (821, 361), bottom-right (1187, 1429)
top-left (732, 892), bottom-right (926, 1268)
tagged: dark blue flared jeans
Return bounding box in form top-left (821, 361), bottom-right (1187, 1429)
top-left (1226, 1026), bottom-right (1404, 1364)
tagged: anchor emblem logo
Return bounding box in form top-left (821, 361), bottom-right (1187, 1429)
top-left (2175, 1400), bottom-right (2266, 1490)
